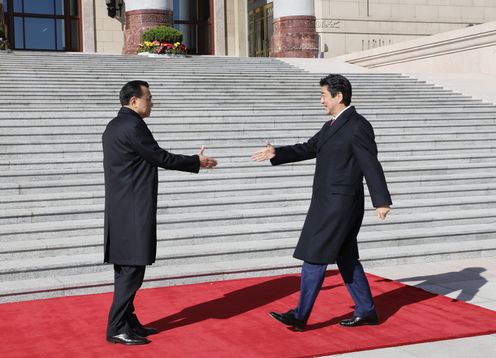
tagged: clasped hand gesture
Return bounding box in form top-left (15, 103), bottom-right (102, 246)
top-left (251, 142), bottom-right (275, 162)
top-left (198, 146), bottom-right (218, 169)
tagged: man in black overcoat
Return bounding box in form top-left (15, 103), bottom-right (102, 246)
top-left (252, 74), bottom-right (392, 331)
top-left (102, 80), bottom-right (217, 345)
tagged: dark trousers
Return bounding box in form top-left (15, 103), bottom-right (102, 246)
top-left (294, 258), bottom-right (375, 322)
top-left (106, 264), bottom-right (146, 337)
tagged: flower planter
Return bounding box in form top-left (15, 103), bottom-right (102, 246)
top-left (137, 52), bottom-right (188, 58)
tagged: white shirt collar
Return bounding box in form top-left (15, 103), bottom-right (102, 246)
top-left (332, 105), bottom-right (351, 121)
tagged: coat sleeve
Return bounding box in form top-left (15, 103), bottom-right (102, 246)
top-left (351, 119), bottom-right (392, 207)
top-left (129, 121), bottom-right (200, 173)
top-left (270, 130), bottom-right (320, 166)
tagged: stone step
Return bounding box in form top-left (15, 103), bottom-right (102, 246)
top-left (1, 118), bottom-right (496, 132)
top-left (0, 86), bottom-right (460, 94)
top-left (1, 162), bottom-right (495, 191)
top-left (2, 169), bottom-right (494, 195)
top-left (3, 102), bottom-right (486, 112)
top-left (4, 98), bottom-right (477, 106)
top-left (1, 84), bottom-right (442, 94)
top-left (2, 151), bottom-right (494, 171)
top-left (2, 125), bottom-right (495, 141)
top-left (1, 131), bottom-right (495, 150)
top-left (1, 222), bottom-right (495, 279)
top-left (1, 234), bottom-right (495, 303)
top-left (2, 181), bottom-right (495, 210)
top-left (1, 105), bottom-right (495, 116)
top-left (0, 87), bottom-right (456, 95)
top-left (1, 158), bottom-right (495, 183)
top-left (1, 187), bottom-right (495, 225)
top-left (0, 202), bottom-right (495, 241)
top-left (1, 214), bottom-right (494, 260)
top-left (0, 72), bottom-right (426, 80)
top-left (2, 145), bottom-right (495, 163)
top-left (1, 114), bottom-right (494, 126)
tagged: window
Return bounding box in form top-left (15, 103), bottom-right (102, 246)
top-left (5, 0), bottom-right (81, 51)
top-left (173, 0), bottom-right (213, 55)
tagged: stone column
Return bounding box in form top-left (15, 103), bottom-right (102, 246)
top-left (82, 0), bottom-right (96, 52)
top-left (123, 0), bottom-right (173, 54)
top-left (271, 0), bottom-right (317, 58)
top-left (213, 0), bottom-right (226, 55)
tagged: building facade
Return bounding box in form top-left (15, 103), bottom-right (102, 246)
top-left (1, 0), bottom-right (496, 57)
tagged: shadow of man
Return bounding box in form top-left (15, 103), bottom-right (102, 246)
top-left (396, 267), bottom-right (488, 301)
top-left (147, 273), bottom-right (341, 332)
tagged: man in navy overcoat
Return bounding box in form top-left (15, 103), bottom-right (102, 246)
top-left (103, 81), bottom-right (217, 344)
top-left (252, 74), bottom-right (392, 330)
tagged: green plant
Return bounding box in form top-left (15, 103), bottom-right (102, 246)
top-left (142, 25), bottom-right (183, 44)
top-left (138, 25), bottom-right (187, 55)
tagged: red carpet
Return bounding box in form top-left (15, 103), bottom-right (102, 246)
top-left (2, 270), bottom-right (496, 358)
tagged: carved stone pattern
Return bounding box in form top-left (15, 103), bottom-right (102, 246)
top-left (316, 19), bottom-right (341, 29)
top-left (123, 9), bottom-right (173, 54)
top-left (271, 16), bottom-right (318, 58)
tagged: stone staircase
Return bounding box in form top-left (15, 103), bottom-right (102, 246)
top-left (0, 51), bottom-right (495, 303)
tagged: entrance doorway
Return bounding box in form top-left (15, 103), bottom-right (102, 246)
top-left (173, 0), bottom-right (213, 55)
top-left (248, 0), bottom-right (273, 57)
top-left (3, 0), bottom-right (81, 51)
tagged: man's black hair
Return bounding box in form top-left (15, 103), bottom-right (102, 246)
top-left (319, 74), bottom-right (352, 106)
top-left (119, 80), bottom-right (149, 106)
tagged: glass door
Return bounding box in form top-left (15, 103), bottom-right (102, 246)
top-left (248, 2), bottom-right (272, 57)
top-left (173, 0), bottom-right (213, 55)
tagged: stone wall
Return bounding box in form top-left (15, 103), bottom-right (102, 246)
top-left (316, 0), bottom-right (496, 57)
top-left (226, 0), bottom-right (248, 57)
top-left (95, 0), bottom-right (125, 53)
top-left (335, 20), bottom-right (496, 75)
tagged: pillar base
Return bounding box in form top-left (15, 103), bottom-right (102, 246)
top-left (271, 16), bottom-right (318, 58)
top-left (123, 9), bottom-right (173, 54)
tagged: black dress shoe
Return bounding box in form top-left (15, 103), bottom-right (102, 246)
top-left (269, 309), bottom-right (306, 331)
top-left (133, 325), bottom-right (159, 337)
top-left (107, 332), bottom-right (150, 345)
top-left (339, 314), bottom-right (379, 327)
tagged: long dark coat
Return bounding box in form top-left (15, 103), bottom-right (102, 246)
top-left (102, 107), bottom-right (200, 265)
top-left (271, 106), bottom-right (392, 264)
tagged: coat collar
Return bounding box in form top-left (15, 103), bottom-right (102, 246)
top-left (319, 106), bottom-right (355, 149)
top-left (118, 106), bottom-right (143, 121)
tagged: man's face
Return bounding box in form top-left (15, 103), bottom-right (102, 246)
top-left (131, 86), bottom-right (153, 118)
top-left (320, 85), bottom-right (342, 117)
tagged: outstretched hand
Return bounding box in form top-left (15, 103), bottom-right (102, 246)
top-left (198, 146), bottom-right (218, 169)
top-left (251, 142), bottom-right (276, 162)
